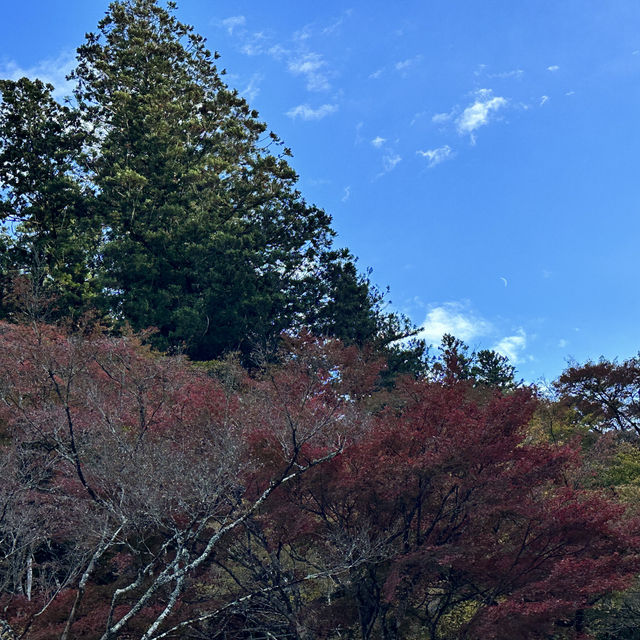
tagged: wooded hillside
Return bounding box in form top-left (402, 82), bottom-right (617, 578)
top-left (1, 2), bottom-right (639, 639)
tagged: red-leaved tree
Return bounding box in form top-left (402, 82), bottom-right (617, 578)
top-left (555, 356), bottom-right (640, 435)
top-left (0, 322), bottom-right (637, 639)
top-left (0, 323), bottom-right (377, 639)
top-left (267, 380), bottom-right (640, 639)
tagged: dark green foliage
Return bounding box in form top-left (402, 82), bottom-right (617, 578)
top-left (0, 78), bottom-right (99, 321)
top-left (432, 333), bottom-right (518, 389)
top-left (308, 258), bottom-right (429, 379)
top-left (70, 0), bottom-right (340, 359)
top-left (309, 260), bottom-right (383, 346)
top-left (471, 347), bottom-right (518, 388)
top-left (586, 583), bottom-right (640, 640)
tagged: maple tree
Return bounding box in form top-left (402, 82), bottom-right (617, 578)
top-left (0, 323), bottom-right (377, 639)
top-left (540, 356), bottom-right (640, 640)
top-left (271, 379), bottom-right (640, 639)
top-left (555, 356), bottom-right (640, 435)
top-left (0, 322), bottom-right (637, 638)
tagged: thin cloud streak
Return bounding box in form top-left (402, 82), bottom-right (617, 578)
top-left (395, 55), bottom-right (422, 73)
top-left (240, 74), bottom-right (261, 102)
top-left (432, 112), bottom-right (452, 124)
top-left (417, 145), bottom-right (453, 168)
top-left (221, 15), bottom-right (246, 35)
top-left (286, 103), bottom-right (338, 120)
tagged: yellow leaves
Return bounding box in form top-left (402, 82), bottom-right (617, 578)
top-left (435, 599), bottom-right (481, 639)
top-left (601, 442), bottom-right (640, 490)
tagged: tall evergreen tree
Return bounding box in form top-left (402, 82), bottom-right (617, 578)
top-left (70, 0), bottom-right (345, 359)
top-left (432, 333), bottom-right (518, 389)
top-left (0, 78), bottom-right (99, 321)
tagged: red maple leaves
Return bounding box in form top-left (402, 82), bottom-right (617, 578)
top-left (0, 322), bottom-right (637, 639)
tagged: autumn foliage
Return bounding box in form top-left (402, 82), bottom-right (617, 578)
top-left (0, 321), bottom-right (635, 639)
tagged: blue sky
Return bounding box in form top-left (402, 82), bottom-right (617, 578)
top-left (2, 0), bottom-right (640, 382)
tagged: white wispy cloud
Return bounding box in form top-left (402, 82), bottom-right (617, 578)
top-left (417, 145), bottom-right (453, 168)
top-left (488, 68), bottom-right (524, 79)
top-left (369, 67), bottom-right (384, 79)
top-left (240, 74), bottom-right (261, 102)
top-left (475, 65), bottom-right (524, 80)
top-left (287, 52), bottom-right (330, 91)
top-left (288, 53), bottom-right (322, 75)
top-left (341, 186), bottom-right (351, 202)
top-left (395, 55), bottom-right (422, 73)
top-left (558, 338), bottom-right (568, 348)
top-left (382, 153), bottom-right (402, 173)
top-left (221, 15), bottom-right (246, 35)
top-left (540, 95), bottom-right (549, 106)
top-left (0, 51), bottom-right (76, 99)
top-left (322, 10), bottom-right (352, 35)
top-left (415, 303), bottom-right (492, 343)
top-left (432, 112), bottom-right (452, 124)
top-left (286, 103), bottom-right (338, 120)
top-left (409, 110), bottom-right (428, 126)
top-left (267, 44), bottom-right (288, 60)
top-left (240, 33), bottom-right (269, 56)
top-left (456, 89), bottom-right (507, 139)
top-left (547, 65), bottom-right (560, 71)
top-left (293, 25), bottom-right (312, 42)
top-left (474, 63), bottom-right (488, 76)
top-left (370, 136), bottom-right (386, 148)
top-left (493, 329), bottom-right (527, 363)
top-left (235, 28), bottom-right (332, 93)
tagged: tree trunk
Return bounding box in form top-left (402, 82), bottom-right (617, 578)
top-left (26, 553), bottom-right (33, 601)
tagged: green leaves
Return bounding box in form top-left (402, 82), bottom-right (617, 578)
top-left (68, 0), bottom-right (368, 359)
top-left (0, 78), bottom-right (100, 321)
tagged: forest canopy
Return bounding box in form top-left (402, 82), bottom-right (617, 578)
top-left (1, 322), bottom-right (639, 639)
